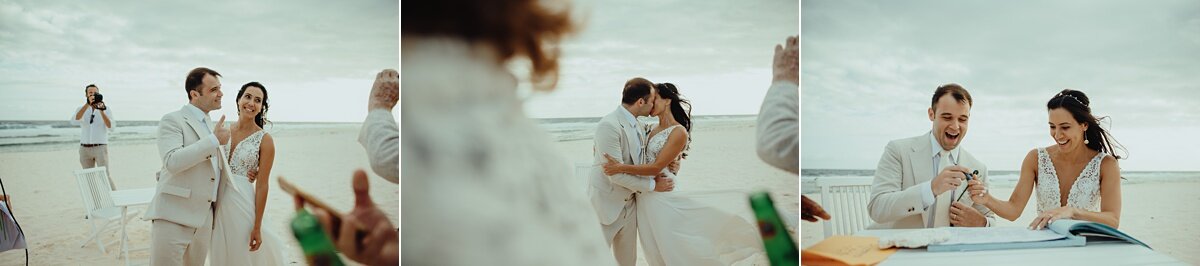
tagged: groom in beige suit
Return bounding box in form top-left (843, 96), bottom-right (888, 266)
top-left (144, 67), bottom-right (234, 265)
top-left (590, 77), bottom-right (675, 266)
top-left (867, 84), bottom-right (996, 229)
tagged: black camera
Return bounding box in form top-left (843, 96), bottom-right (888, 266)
top-left (92, 93), bottom-right (103, 103)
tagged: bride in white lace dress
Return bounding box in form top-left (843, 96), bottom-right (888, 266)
top-left (210, 82), bottom-right (285, 264)
top-left (602, 83), bottom-right (764, 266)
top-left (968, 89), bottom-right (1125, 230)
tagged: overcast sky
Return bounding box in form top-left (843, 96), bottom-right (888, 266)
top-left (0, 0), bottom-right (398, 122)
top-left (800, 0), bottom-right (1200, 171)
top-left (521, 0), bottom-right (799, 118)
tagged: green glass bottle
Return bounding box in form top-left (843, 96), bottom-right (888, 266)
top-left (291, 209), bottom-right (346, 266)
top-left (749, 191), bottom-right (799, 266)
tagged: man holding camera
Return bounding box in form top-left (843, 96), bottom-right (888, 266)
top-left (71, 84), bottom-right (116, 190)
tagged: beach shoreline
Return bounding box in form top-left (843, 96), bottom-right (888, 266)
top-left (0, 124), bottom-right (398, 265)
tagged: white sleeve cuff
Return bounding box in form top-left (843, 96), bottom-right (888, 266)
top-left (919, 180), bottom-right (935, 209)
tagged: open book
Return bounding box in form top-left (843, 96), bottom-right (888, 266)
top-left (928, 219), bottom-right (1150, 252)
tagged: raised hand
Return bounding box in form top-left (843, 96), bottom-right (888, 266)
top-left (214, 115), bottom-right (230, 145)
top-left (772, 35), bottom-right (799, 84)
top-left (369, 69), bottom-right (399, 112)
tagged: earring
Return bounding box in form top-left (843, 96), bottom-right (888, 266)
top-left (1084, 137), bottom-right (1090, 145)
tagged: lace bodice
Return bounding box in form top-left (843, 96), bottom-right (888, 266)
top-left (644, 124), bottom-right (684, 167)
top-left (228, 130), bottom-right (265, 177)
top-left (1035, 147), bottom-right (1105, 213)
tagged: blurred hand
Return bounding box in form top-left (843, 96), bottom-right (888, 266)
top-left (369, 69), bottom-right (399, 112)
top-left (949, 202), bottom-right (986, 227)
top-left (932, 165), bottom-right (970, 195)
top-left (801, 195), bottom-right (830, 222)
top-left (214, 115), bottom-right (230, 145)
top-left (307, 170), bottom-right (399, 265)
top-left (94, 102), bottom-right (107, 110)
top-left (771, 35), bottom-right (799, 84)
top-left (653, 175), bottom-right (674, 192)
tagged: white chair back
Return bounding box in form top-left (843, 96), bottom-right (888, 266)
top-left (817, 176), bottom-right (875, 238)
top-left (573, 162), bottom-right (593, 195)
top-left (75, 167), bottom-right (115, 218)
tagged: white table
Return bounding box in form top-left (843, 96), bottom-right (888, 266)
top-left (110, 187), bottom-right (154, 266)
top-left (855, 229), bottom-right (1187, 265)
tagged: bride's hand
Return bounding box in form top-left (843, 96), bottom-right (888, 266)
top-left (602, 154), bottom-right (624, 176)
top-left (1029, 206), bottom-right (1075, 230)
top-left (966, 179), bottom-right (990, 205)
top-left (249, 228), bottom-right (262, 251)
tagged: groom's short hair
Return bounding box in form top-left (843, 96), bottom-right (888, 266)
top-left (931, 83), bottom-right (972, 110)
top-left (185, 67), bottom-right (222, 100)
top-left (622, 77), bottom-right (654, 104)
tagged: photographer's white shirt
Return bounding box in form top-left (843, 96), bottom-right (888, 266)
top-left (70, 106), bottom-right (114, 145)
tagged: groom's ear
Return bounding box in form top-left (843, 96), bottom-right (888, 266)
top-left (928, 107), bottom-right (935, 121)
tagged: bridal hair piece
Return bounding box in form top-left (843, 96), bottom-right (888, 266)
top-left (1056, 91), bottom-right (1087, 107)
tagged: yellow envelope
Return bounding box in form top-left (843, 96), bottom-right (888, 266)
top-left (801, 236), bottom-right (897, 266)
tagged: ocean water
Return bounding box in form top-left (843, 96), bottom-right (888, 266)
top-left (534, 114), bottom-right (758, 142)
top-left (0, 120), bottom-right (359, 153)
top-left (801, 169), bottom-right (1200, 194)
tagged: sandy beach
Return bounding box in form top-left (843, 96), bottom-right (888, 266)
top-left (800, 179), bottom-right (1200, 264)
top-left (552, 118), bottom-right (801, 266)
top-left (0, 124), bottom-right (398, 265)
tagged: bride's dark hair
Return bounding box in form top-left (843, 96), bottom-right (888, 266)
top-left (655, 82), bottom-right (692, 159)
top-left (1046, 89), bottom-right (1126, 159)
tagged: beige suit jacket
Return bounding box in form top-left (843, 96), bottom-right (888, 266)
top-left (144, 105), bottom-right (234, 229)
top-left (867, 132), bottom-right (995, 229)
top-left (589, 107), bottom-right (653, 225)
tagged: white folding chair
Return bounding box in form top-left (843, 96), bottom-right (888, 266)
top-left (816, 176), bottom-right (875, 238)
top-left (573, 162), bottom-right (593, 196)
top-left (74, 167), bottom-right (135, 254)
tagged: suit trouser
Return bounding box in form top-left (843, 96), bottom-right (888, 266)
top-left (150, 204), bottom-right (214, 266)
top-left (601, 195), bottom-right (639, 266)
top-left (79, 145), bottom-right (115, 190)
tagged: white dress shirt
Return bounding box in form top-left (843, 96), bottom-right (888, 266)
top-left (70, 106), bottom-right (114, 145)
top-left (618, 106), bottom-right (643, 160)
top-left (919, 133), bottom-right (960, 208)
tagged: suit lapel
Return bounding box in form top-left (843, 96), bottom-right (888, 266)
top-left (910, 132), bottom-right (935, 185)
top-left (910, 132), bottom-right (935, 226)
top-left (180, 106), bottom-right (210, 141)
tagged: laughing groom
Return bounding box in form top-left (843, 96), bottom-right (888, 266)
top-left (867, 84), bottom-right (996, 229)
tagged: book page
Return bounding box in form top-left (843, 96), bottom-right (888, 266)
top-left (936, 227), bottom-right (1066, 245)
